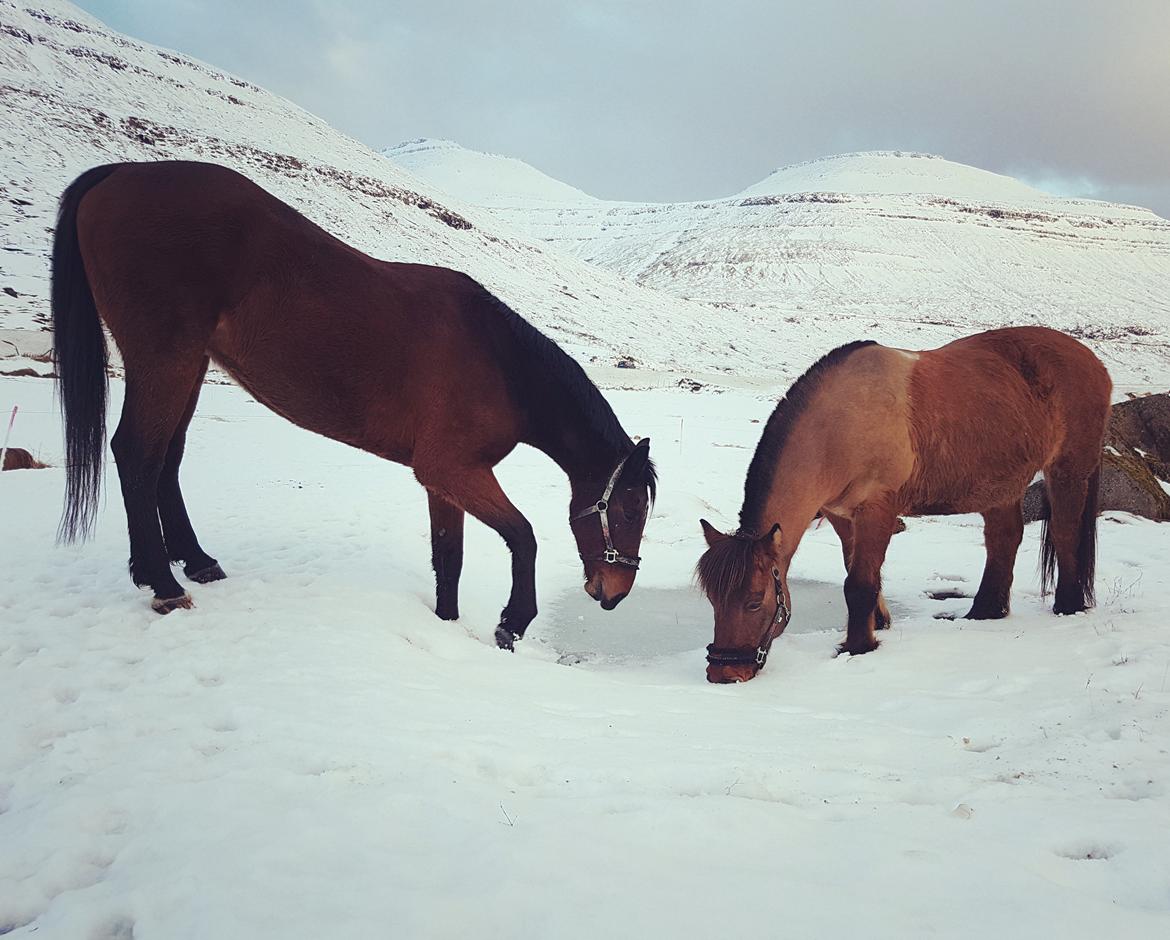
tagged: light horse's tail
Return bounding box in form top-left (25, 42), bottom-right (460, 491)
top-left (52, 165), bottom-right (119, 543)
top-left (1039, 461), bottom-right (1101, 608)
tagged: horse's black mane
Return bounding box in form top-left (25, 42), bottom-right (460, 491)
top-left (481, 288), bottom-right (656, 496)
top-left (738, 339), bottom-right (876, 533)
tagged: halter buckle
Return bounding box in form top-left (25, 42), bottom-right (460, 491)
top-left (603, 548), bottom-right (619, 564)
top-left (755, 647), bottom-right (768, 666)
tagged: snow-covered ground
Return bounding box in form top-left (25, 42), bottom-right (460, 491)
top-left (3, 372), bottom-right (1170, 938)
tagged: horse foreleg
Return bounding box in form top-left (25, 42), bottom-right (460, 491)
top-left (824, 510), bottom-right (893, 632)
top-left (427, 491), bottom-right (465, 621)
top-left (417, 468), bottom-right (537, 650)
top-left (838, 503), bottom-right (897, 656)
top-left (966, 500), bottom-right (1023, 619)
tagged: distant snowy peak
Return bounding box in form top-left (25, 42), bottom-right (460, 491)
top-left (738, 151), bottom-right (1118, 212)
top-left (386, 142), bottom-right (1157, 222)
top-left (383, 138), bottom-right (599, 207)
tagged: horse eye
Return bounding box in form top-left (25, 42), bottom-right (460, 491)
top-left (745, 601), bottom-right (762, 612)
top-left (622, 499), bottom-right (644, 522)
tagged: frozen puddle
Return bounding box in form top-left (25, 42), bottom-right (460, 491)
top-left (545, 579), bottom-right (887, 664)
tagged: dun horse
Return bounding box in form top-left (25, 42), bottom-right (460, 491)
top-left (52, 161), bottom-right (656, 649)
top-left (697, 328), bottom-right (1110, 683)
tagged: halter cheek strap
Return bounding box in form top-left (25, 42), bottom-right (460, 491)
top-left (706, 567), bottom-right (790, 670)
top-left (570, 453), bottom-right (642, 570)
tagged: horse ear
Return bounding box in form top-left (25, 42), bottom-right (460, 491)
top-left (700, 518), bottom-right (727, 548)
top-left (766, 522), bottom-right (783, 550)
top-left (624, 437), bottom-right (651, 476)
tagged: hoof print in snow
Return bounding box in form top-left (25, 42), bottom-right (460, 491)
top-left (94, 916), bottom-right (137, 940)
top-left (927, 588), bottom-right (970, 600)
top-left (1055, 843), bottom-right (1117, 861)
top-left (933, 610), bottom-right (958, 620)
top-left (960, 736), bottom-right (1000, 753)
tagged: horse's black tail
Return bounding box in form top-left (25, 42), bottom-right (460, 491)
top-left (1039, 462), bottom-right (1101, 607)
top-left (1038, 485), bottom-right (1055, 598)
top-left (52, 165), bottom-right (118, 543)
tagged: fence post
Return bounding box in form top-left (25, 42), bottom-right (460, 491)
top-left (0, 404), bottom-right (17, 472)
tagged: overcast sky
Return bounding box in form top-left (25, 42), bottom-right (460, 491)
top-left (81, 1), bottom-right (1170, 216)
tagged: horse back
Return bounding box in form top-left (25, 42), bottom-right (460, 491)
top-left (903, 327), bottom-right (1111, 513)
top-left (72, 161), bottom-right (522, 463)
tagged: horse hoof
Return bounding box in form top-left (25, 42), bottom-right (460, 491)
top-left (186, 562), bottom-right (226, 584)
top-left (495, 626), bottom-right (517, 651)
top-left (152, 592), bottom-right (194, 614)
top-left (964, 606), bottom-right (1008, 620)
top-left (835, 638), bottom-right (879, 657)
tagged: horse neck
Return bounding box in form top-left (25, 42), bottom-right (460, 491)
top-left (740, 421), bottom-right (835, 564)
top-left (520, 389), bottom-right (627, 493)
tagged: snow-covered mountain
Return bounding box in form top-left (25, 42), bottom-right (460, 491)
top-left (0, 0), bottom-right (738, 376)
top-left (737, 150), bottom-right (1055, 202)
top-left (382, 138), bottom-right (599, 208)
top-left (387, 142), bottom-right (1170, 386)
top-left (2, 0), bottom-right (1167, 387)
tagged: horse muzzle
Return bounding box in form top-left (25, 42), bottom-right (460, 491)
top-left (584, 574), bottom-right (629, 610)
top-left (706, 662), bottom-right (761, 684)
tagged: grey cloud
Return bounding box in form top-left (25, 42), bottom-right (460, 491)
top-left (82, 0), bottom-right (1170, 216)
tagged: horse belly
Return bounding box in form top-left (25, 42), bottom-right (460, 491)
top-left (904, 468), bottom-right (1039, 516)
top-left (207, 320), bottom-right (414, 465)
top-left (903, 379), bottom-right (1050, 515)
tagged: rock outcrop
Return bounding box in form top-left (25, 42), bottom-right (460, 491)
top-left (1023, 393), bottom-right (1170, 523)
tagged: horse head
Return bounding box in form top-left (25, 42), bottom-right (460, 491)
top-left (697, 520), bottom-right (790, 683)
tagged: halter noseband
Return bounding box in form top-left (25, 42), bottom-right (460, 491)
top-left (569, 452), bottom-right (643, 569)
top-left (706, 566), bottom-right (790, 670)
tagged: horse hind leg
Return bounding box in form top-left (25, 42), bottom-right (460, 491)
top-left (157, 356), bottom-right (225, 584)
top-left (111, 357), bottom-right (209, 612)
top-left (966, 500), bottom-right (1023, 619)
top-left (1041, 462), bottom-right (1100, 615)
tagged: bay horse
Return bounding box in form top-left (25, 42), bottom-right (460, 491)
top-left (51, 161), bottom-right (656, 649)
top-left (697, 328), bottom-right (1111, 683)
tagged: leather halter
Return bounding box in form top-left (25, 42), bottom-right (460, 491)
top-left (706, 566), bottom-right (790, 670)
top-left (569, 452), bottom-right (643, 569)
